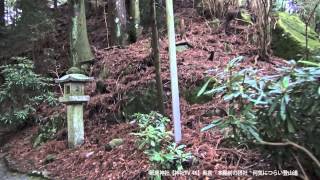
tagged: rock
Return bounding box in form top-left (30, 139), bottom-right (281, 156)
top-left (176, 43), bottom-right (192, 53)
top-left (44, 154), bottom-right (56, 164)
top-left (272, 12), bottom-right (320, 60)
top-left (122, 85), bottom-right (162, 118)
top-left (203, 108), bottom-right (228, 117)
top-left (29, 170), bottom-right (52, 179)
top-left (105, 138), bottom-right (124, 151)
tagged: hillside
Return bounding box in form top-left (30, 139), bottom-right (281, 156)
top-left (0, 6), bottom-right (291, 179)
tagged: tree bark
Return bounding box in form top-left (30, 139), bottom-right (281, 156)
top-left (69, 0), bottom-right (94, 72)
top-left (128, 0), bottom-right (140, 42)
top-left (150, 0), bottom-right (165, 115)
top-left (108, 0), bottom-right (128, 46)
top-left (0, 0), bottom-right (4, 26)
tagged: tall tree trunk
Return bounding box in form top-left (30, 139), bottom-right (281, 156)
top-left (0, 0), bottom-right (4, 26)
top-left (128, 0), bottom-right (140, 42)
top-left (69, 0), bottom-right (94, 72)
top-left (150, 0), bottom-right (165, 115)
top-left (108, 0), bottom-right (128, 46)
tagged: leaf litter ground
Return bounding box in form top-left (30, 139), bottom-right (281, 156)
top-left (2, 7), bottom-right (287, 180)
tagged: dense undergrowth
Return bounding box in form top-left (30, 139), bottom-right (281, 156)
top-left (0, 58), bottom-right (57, 126)
top-left (199, 57), bottom-right (320, 177)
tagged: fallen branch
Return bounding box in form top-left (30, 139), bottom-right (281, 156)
top-left (258, 140), bottom-right (320, 169)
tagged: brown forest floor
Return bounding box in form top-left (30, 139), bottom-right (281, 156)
top-left (1, 6), bottom-right (288, 180)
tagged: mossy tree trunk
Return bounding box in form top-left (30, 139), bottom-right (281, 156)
top-left (128, 0), bottom-right (140, 42)
top-left (150, 0), bottom-right (165, 115)
top-left (69, 0), bottom-right (94, 72)
top-left (0, 0), bottom-right (5, 26)
top-left (253, 0), bottom-right (272, 61)
top-left (108, 0), bottom-right (128, 46)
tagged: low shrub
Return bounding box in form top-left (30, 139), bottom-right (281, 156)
top-left (0, 57), bottom-right (57, 126)
top-left (132, 112), bottom-right (192, 174)
top-left (199, 57), bottom-right (320, 177)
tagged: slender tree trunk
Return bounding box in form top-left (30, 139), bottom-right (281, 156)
top-left (305, 1), bottom-right (320, 60)
top-left (129, 0), bottom-right (140, 42)
top-left (0, 0), bottom-right (4, 26)
top-left (69, 0), bottom-right (94, 72)
top-left (150, 0), bottom-right (165, 115)
top-left (108, 0), bottom-right (128, 46)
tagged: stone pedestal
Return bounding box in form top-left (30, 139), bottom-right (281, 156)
top-left (67, 104), bottom-right (84, 148)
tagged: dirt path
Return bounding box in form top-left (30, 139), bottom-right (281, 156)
top-left (0, 153), bottom-right (30, 180)
top-left (0, 128), bottom-right (45, 180)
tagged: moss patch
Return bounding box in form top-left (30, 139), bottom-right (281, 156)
top-left (240, 10), bottom-right (252, 24)
top-left (272, 12), bottom-right (320, 60)
top-left (122, 84), bottom-right (161, 118)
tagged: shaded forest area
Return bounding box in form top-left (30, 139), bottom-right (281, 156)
top-left (0, 0), bottom-right (320, 179)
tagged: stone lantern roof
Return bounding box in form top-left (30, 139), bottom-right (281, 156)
top-left (55, 74), bottom-right (94, 84)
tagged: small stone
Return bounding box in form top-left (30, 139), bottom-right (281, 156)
top-left (105, 138), bottom-right (124, 151)
top-left (203, 108), bottom-right (227, 117)
top-left (30, 170), bottom-right (51, 179)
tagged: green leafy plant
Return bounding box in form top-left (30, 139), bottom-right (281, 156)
top-left (199, 57), bottom-right (320, 176)
top-left (147, 143), bottom-right (192, 171)
top-left (199, 56), bottom-right (262, 142)
top-left (33, 113), bottom-right (66, 147)
top-left (132, 112), bottom-right (192, 172)
top-left (132, 112), bottom-right (171, 149)
top-left (0, 57), bottom-right (57, 126)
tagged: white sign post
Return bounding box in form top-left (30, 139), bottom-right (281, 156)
top-left (165, 0), bottom-right (182, 143)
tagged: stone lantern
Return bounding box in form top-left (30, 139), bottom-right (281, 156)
top-left (55, 74), bottom-right (93, 148)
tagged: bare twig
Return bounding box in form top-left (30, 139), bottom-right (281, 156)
top-left (50, 64), bottom-right (63, 95)
top-left (292, 152), bottom-right (309, 180)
